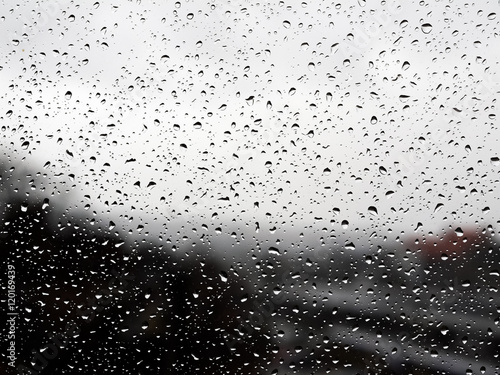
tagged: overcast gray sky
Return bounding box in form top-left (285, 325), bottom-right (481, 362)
top-left (1, 0), bottom-right (499, 251)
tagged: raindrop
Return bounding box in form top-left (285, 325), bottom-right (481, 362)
top-left (490, 156), bottom-right (499, 166)
top-left (371, 116), bottom-right (378, 124)
top-left (265, 161), bottom-right (272, 168)
top-left (308, 62), bottom-right (315, 71)
top-left (65, 91), bottom-right (72, 99)
top-left (219, 271), bottom-right (228, 282)
top-left (283, 20), bottom-right (291, 28)
top-left (268, 247), bottom-right (280, 255)
top-left (455, 227), bottom-right (463, 236)
top-left (141, 321), bottom-right (149, 330)
top-left (379, 166), bottom-right (387, 174)
top-left (345, 242), bottom-right (356, 251)
top-left (245, 96), bottom-right (254, 105)
top-left (341, 220), bottom-right (349, 229)
top-left (187, 13), bottom-right (194, 20)
top-left (434, 203), bottom-right (444, 212)
top-left (193, 122), bottom-right (202, 129)
top-left (402, 61), bottom-right (410, 70)
top-left (368, 206), bottom-right (378, 216)
top-left (421, 23), bottom-right (433, 34)
top-left (323, 167), bottom-right (331, 175)
top-left (487, 12), bottom-right (496, 20)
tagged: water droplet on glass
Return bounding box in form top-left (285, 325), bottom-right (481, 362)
top-left (193, 122), bottom-right (202, 129)
top-left (268, 247), bottom-right (280, 255)
top-left (283, 20), bottom-right (291, 28)
top-left (421, 23), bottom-right (433, 34)
top-left (368, 206), bottom-right (378, 216)
top-left (219, 271), bottom-right (228, 282)
top-left (65, 91), bottom-right (72, 100)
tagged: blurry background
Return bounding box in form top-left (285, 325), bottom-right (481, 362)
top-left (1, 0), bottom-right (500, 374)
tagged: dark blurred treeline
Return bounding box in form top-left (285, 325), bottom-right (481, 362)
top-left (0, 162), bottom-right (271, 374)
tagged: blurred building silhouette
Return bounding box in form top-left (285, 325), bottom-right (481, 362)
top-left (0, 162), bottom-right (271, 374)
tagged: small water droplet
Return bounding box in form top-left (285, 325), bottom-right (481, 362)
top-left (65, 91), bottom-right (72, 99)
top-left (268, 247), bottom-right (280, 255)
top-left (219, 271), bottom-right (228, 282)
top-left (368, 206), bottom-right (378, 216)
top-left (283, 20), bottom-right (291, 28)
top-left (421, 23), bottom-right (433, 34)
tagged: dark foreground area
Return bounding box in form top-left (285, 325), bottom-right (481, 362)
top-left (1, 166), bottom-right (499, 375)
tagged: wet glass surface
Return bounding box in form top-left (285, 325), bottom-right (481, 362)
top-left (1, 1), bottom-right (499, 374)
